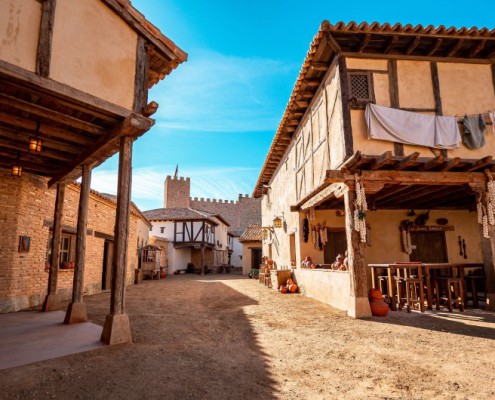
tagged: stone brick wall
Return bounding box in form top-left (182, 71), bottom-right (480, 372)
top-left (164, 175), bottom-right (190, 208)
top-left (0, 170), bottom-right (139, 313)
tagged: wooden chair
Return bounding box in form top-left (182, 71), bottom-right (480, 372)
top-left (396, 266), bottom-right (425, 312)
top-left (434, 277), bottom-right (464, 312)
top-left (464, 275), bottom-right (486, 308)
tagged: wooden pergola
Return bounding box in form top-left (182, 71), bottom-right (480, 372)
top-left (0, 0), bottom-right (187, 344)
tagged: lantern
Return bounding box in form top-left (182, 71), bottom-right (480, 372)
top-left (273, 216), bottom-right (283, 229)
top-left (28, 122), bottom-right (42, 154)
top-left (11, 162), bottom-right (22, 178)
top-left (262, 229), bottom-right (268, 240)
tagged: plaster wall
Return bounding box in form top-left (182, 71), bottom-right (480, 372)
top-left (149, 221), bottom-right (175, 241)
top-left (50, 0), bottom-right (137, 109)
top-left (167, 245), bottom-right (190, 274)
top-left (230, 237), bottom-right (243, 267)
top-left (0, 0), bottom-right (41, 72)
top-left (348, 58), bottom-right (495, 160)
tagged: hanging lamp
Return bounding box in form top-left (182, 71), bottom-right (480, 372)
top-left (28, 122), bottom-right (42, 154)
top-left (11, 152), bottom-right (22, 178)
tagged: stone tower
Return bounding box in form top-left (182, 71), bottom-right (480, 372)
top-left (164, 175), bottom-right (190, 208)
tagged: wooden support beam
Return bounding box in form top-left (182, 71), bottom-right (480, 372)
top-left (303, 79), bottom-right (321, 87)
top-left (64, 165), bottom-right (91, 324)
top-left (384, 35), bottom-right (399, 54)
top-left (395, 152), bottom-right (420, 170)
top-left (326, 169), bottom-right (487, 186)
top-left (370, 151), bottom-right (393, 170)
top-left (420, 155), bottom-right (444, 171)
top-left (309, 62), bottom-right (329, 72)
top-left (344, 189), bottom-right (371, 318)
top-left (480, 224), bottom-right (495, 311)
top-left (48, 113), bottom-right (153, 186)
top-left (0, 93), bottom-right (106, 136)
top-left (36, 0), bottom-right (57, 77)
top-left (357, 33), bottom-right (371, 53)
top-left (447, 39), bottom-right (465, 58)
top-left (42, 183), bottom-right (65, 312)
top-left (428, 38), bottom-right (443, 56)
top-left (325, 32), bottom-right (342, 53)
top-left (295, 100), bottom-right (309, 108)
top-left (468, 40), bottom-right (486, 58)
top-left (378, 185), bottom-right (438, 206)
top-left (101, 135), bottom-right (133, 345)
top-left (133, 37), bottom-right (149, 114)
top-left (430, 62), bottom-right (443, 115)
top-left (466, 156), bottom-right (493, 172)
top-left (387, 60), bottom-right (403, 156)
top-left (441, 157), bottom-right (461, 171)
top-left (143, 101), bottom-right (159, 117)
top-left (406, 36), bottom-right (421, 55)
top-left (338, 57), bottom-right (354, 157)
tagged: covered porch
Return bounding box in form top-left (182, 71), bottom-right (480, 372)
top-left (292, 151), bottom-right (495, 317)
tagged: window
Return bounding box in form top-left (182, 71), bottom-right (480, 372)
top-left (60, 235), bottom-right (71, 265)
top-left (160, 227), bottom-right (165, 234)
top-left (348, 72), bottom-right (374, 107)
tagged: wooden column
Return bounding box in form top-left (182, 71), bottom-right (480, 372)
top-left (64, 165), bottom-right (91, 324)
top-left (337, 56), bottom-right (354, 158)
top-left (481, 224), bottom-right (495, 311)
top-left (344, 188), bottom-right (371, 318)
top-left (36, 0), bottom-right (57, 78)
top-left (200, 245), bottom-right (205, 275)
top-left (388, 60), bottom-right (404, 157)
top-left (101, 135), bottom-right (133, 345)
top-left (42, 183), bottom-right (65, 312)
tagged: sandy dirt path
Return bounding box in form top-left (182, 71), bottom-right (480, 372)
top-left (1, 275), bottom-right (494, 400)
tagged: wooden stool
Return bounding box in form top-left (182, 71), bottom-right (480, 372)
top-left (465, 275), bottom-right (486, 308)
top-left (434, 277), bottom-right (464, 312)
top-left (404, 277), bottom-right (425, 313)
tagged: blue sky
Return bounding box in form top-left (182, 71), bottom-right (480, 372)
top-left (90, 0), bottom-right (494, 210)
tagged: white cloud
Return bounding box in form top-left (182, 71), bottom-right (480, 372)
top-left (90, 165), bottom-right (258, 211)
top-left (151, 49), bottom-right (297, 133)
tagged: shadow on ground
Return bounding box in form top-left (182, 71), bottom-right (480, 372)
top-left (0, 275), bottom-right (278, 400)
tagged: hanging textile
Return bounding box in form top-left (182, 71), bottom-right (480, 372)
top-left (462, 115), bottom-right (487, 149)
top-left (489, 111), bottom-right (495, 134)
top-left (365, 103), bottom-right (460, 149)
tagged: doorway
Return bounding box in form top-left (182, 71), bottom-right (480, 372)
top-left (324, 230), bottom-right (347, 264)
top-left (101, 240), bottom-right (114, 290)
top-left (409, 231), bottom-right (448, 263)
top-left (251, 248), bottom-right (262, 269)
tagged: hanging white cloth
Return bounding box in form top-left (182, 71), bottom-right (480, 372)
top-left (365, 103), bottom-right (460, 149)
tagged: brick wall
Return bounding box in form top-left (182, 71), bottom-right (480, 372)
top-left (0, 170), bottom-right (139, 313)
top-left (164, 175), bottom-right (190, 208)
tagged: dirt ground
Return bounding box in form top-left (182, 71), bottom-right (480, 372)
top-left (1, 275), bottom-right (495, 400)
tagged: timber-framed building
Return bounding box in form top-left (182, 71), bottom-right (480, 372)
top-left (254, 21), bottom-right (495, 317)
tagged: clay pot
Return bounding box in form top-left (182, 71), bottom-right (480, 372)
top-left (369, 289), bottom-right (389, 317)
top-left (288, 284), bottom-right (298, 293)
top-left (280, 286), bottom-right (288, 294)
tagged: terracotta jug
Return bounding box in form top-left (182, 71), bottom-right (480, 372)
top-left (369, 288), bottom-right (389, 317)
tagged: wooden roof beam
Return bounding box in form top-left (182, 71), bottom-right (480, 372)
top-left (466, 156), bottom-right (493, 172)
top-left (427, 38), bottom-right (443, 56)
top-left (309, 63), bottom-right (329, 72)
top-left (468, 39), bottom-right (486, 58)
top-left (0, 136), bottom-right (72, 162)
top-left (325, 32), bottom-right (342, 53)
top-left (326, 169), bottom-right (487, 186)
top-left (384, 35), bottom-right (400, 54)
top-left (440, 157), bottom-right (461, 171)
top-left (447, 39), bottom-right (465, 57)
top-left (406, 36), bottom-right (421, 55)
top-left (395, 152), bottom-right (420, 170)
top-left (357, 33), bottom-right (371, 53)
top-left (370, 151), bottom-right (394, 170)
top-left (303, 79), bottom-right (321, 88)
top-left (420, 155), bottom-right (444, 171)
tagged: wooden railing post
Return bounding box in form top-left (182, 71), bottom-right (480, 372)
top-left (42, 183), bottom-right (65, 312)
top-left (64, 164), bottom-right (91, 324)
top-left (101, 135), bottom-right (133, 345)
top-left (344, 187), bottom-right (372, 318)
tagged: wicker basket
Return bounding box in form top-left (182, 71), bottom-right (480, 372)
top-left (270, 269), bottom-right (292, 289)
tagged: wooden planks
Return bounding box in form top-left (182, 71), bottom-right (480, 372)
top-left (36, 0), bottom-right (57, 78)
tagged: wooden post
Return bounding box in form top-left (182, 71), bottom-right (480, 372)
top-left (200, 245), bottom-right (205, 275)
top-left (42, 183), bottom-right (65, 312)
top-left (101, 135), bottom-right (133, 345)
top-left (36, 0), bottom-right (57, 78)
top-left (344, 188), bottom-right (372, 318)
top-left (64, 165), bottom-right (91, 324)
top-left (480, 225), bottom-right (495, 311)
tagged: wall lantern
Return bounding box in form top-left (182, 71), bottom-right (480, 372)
top-left (262, 229), bottom-right (269, 240)
top-left (273, 215), bottom-right (283, 229)
top-left (28, 122), bottom-right (42, 154)
top-left (11, 153), bottom-right (22, 178)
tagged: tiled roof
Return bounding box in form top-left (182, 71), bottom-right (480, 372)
top-left (143, 208), bottom-right (230, 226)
top-left (239, 225), bottom-right (262, 242)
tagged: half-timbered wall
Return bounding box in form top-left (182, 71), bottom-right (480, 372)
top-left (349, 57), bottom-right (495, 159)
top-left (0, 0), bottom-right (42, 72)
top-left (50, 0), bottom-right (138, 109)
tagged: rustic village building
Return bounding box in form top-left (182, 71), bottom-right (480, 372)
top-left (142, 174), bottom-right (261, 274)
top-left (238, 225), bottom-right (263, 276)
top-left (254, 21), bottom-right (495, 318)
top-left (0, 0), bottom-right (186, 344)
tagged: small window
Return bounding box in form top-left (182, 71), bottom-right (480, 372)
top-left (348, 72), bottom-right (374, 106)
top-left (160, 227), bottom-right (165, 234)
top-left (60, 235), bottom-right (71, 265)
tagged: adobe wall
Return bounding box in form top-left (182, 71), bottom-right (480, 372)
top-left (0, 0), bottom-right (41, 72)
top-left (348, 57), bottom-right (495, 159)
top-left (0, 170), bottom-right (138, 313)
top-left (50, 0), bottom-right (137, 109)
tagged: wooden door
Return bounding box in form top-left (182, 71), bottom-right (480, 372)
top-left (410, 231), bottom-right (448, 263)
top-left (101, 240), bottom-right (114, 290)
top-left (324, 231), bottom-right (347, 264)
top-left (251, 248), bottom-right (262, 269)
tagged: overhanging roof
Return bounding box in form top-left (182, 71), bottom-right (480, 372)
top-left (252, 20), bottom-right (495, 198)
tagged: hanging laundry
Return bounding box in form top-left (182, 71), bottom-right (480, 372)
top-left (489, 111), bottom-right (495, 134)
top-left (462, 115), bottom-right (487, 149)
top-left (365, 103), bottom-right (460, 149)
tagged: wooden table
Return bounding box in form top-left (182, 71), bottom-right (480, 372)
top-left (369, 263), bottom-right (483, 311)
